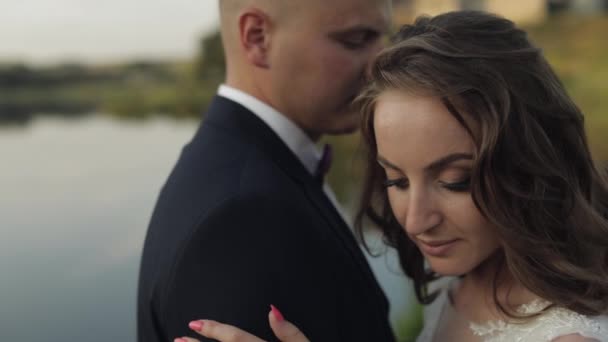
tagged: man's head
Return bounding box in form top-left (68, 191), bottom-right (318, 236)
top-left (219, 0), bottom-right (392, 140)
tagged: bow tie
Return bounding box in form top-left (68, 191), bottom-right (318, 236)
top-left (314, 144), bottom-right (332, 184)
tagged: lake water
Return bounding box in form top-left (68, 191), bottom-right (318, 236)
top-left (0, 114), bottom-right (413, 341)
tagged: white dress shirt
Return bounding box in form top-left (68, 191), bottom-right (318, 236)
top-left (218, 84), bottom-right (321, 175)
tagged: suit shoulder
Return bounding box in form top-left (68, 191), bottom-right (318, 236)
top-left (193, 189), bottom-right (319, 240)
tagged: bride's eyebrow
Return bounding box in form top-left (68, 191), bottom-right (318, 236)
top-left (376, 155), bottom-right (402, 172)
top-left (376, 153), bottom-right (473, 173)
top-left (425, 153), bottom-right (473, 173)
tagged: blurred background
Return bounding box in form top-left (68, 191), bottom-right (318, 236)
top-left (1, 0), bottom-right (606, 341)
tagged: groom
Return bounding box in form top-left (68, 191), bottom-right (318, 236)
top-left (137, 0), bottom-right (394, 341)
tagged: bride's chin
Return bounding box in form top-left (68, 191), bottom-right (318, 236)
top-left (425, 248), bottom-right (505, 279)
top-left (426, 258), bottom-right (472, 277)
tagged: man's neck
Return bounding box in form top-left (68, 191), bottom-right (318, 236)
top-left (222, 79), bottom-right (321, 142)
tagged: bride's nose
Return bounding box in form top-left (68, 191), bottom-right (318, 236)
top-left (393, 186), bottom-right (442, 235)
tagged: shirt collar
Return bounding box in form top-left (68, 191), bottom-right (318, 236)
top-left (217, 84), bottom-right (322, 175)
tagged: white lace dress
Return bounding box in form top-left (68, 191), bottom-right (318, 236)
top-left (416, 287), bottom-right (608, 342)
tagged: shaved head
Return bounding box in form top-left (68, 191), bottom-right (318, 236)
top-left (218, 0), bottom-right (387, 59)
top-left (218, 0), bottom-right (320, 82)
top-left (217, 0), bottom-right (392, 138)
top-left (219, 0), bottom-right (292, 26)
top-left (219, 0), bottom-right (312, 34)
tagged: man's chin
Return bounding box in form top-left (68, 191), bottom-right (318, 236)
top-left (330, 111), bottom-right (361, 135)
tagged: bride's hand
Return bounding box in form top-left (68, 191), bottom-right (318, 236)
top-left (174, 305), bottom-right (310, 342)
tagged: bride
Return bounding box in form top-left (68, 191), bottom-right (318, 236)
top-left (176, 11), bottom-right (608, 342)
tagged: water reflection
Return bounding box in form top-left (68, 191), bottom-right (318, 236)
top-left (0, 115), bottom-right (412, 341)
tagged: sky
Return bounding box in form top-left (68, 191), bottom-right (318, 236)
top-left (1, 0), bottom-right (220, 65)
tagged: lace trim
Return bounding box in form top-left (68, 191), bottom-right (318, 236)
top-left (469, 300), bottom-right (607, 341)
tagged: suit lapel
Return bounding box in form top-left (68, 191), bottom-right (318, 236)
top-left (302, 182), bottom-right (389, 308)
top-left (200, 96), bottom-right (311, 184)
top-left (201, 95), bottom-right (388, 309)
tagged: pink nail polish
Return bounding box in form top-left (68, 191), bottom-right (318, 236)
top-left (189, 320), bottom-right (204, 331)
top-left (270, 304), bottom-right (284, 322)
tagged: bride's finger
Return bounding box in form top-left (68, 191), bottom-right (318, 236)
top-left (268, 305), bottom-right (310, 342)
top-left (188, 319), bottom-right (267, 342)
top-left (174, 337), bottom-right (200, 342)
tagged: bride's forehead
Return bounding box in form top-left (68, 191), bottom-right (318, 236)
top-left (374, 92), bottom-right (470, 137)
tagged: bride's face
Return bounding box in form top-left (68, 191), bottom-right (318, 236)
top-left (373, 89), bottom-right (501, 276)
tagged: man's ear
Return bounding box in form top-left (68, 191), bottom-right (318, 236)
top-left (238, 8), bottom-right (272, 68)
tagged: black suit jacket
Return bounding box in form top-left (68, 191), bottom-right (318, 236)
top-left (137, 96), bottom-right (395, 342)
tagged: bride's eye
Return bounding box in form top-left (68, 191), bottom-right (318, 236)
top-left (383, 177), bottom-right (409, 189)
top-left (440, 177), bottom-right (471, 192)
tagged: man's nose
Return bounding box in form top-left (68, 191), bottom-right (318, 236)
top-left (373, 36), bottom-right (387, 53)
top-left (366, 38), bottom-right (385, 62)
top-left (362, 39), bottom-right (386, 75)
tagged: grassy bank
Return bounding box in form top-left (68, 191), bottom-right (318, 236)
top-left (0, 62), bottom-right (217, 123)
top-left (528, 14), bottom-right (608, 161)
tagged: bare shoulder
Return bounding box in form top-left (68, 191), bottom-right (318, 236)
top-left (551, 334), bottom-right (601, 342)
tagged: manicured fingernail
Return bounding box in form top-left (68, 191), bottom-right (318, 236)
top-left (189, 320), bottom-right (204, 331)
top-left (174, 338), bottom-right (187, 342)
top-left (270, 304), bottom-right (284, 322)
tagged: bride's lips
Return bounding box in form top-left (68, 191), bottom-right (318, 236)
top-left (417, 239), bottom-right (460, 257)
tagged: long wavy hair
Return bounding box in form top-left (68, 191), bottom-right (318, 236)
top-left (354, 11), bottom-right (608, 316)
